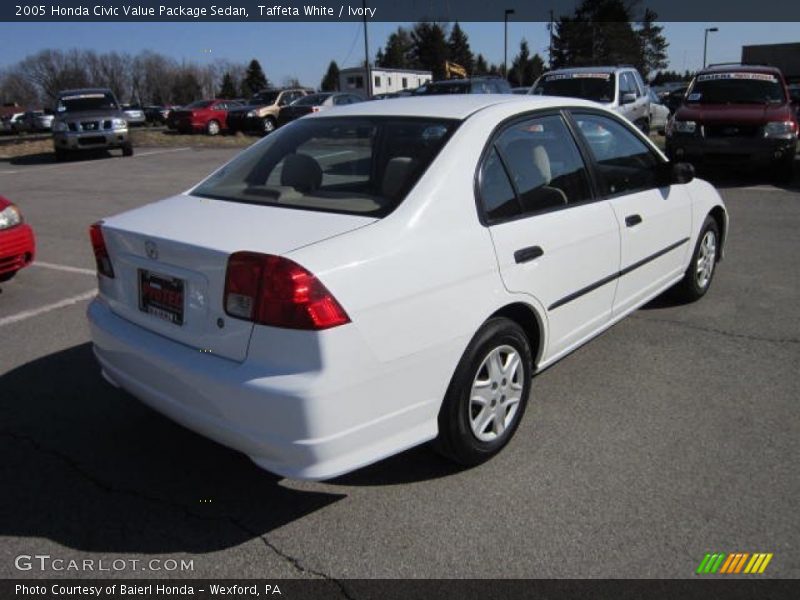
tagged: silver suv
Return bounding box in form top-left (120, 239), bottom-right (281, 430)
top-left (531, 66), bottom-right (651, 133)
top-left (52, 88), bottom-right (133, 161)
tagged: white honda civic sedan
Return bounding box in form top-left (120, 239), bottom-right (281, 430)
top-left (87, 95), bottom-right (727, 480)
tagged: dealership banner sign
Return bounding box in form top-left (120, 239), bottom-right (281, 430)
top-left (4, 0), bottom-right (800, 21)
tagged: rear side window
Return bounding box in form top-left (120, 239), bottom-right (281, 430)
top-left (193, 117), bottom-right (458, 217)
top-left (572, 112), bottom-right (660, 196)
top-left (479, 114), bottom-right (592, 221)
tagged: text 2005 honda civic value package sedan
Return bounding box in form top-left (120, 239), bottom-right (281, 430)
top-left (87, 95), bottom-right (728, 480)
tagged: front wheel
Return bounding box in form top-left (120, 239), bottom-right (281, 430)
top-left (434, 318), bottom-right (532, 466)
top-left (121, 143), bottom-right (134, 157)
top-left (673, 216), bottom-right (719, 302)
top-left (262, 117), bottom-right (276, 135)
top-left (0, 270), bottom-right (17, 283)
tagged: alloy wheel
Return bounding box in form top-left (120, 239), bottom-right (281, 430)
top-left (468, 345), bottom-right (524, 442)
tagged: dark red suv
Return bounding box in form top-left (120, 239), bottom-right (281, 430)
top-left (666, 65), bottom-right (798, 180)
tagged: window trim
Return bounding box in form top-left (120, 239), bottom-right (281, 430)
top-left (473, 108), bottom-right (600, 227)
top-left (565, 108), bottom-right (668, 201)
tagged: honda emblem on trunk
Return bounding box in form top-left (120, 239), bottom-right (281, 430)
top-left (145, 241), bottom-right (159, 260)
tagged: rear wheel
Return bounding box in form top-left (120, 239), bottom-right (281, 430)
top-left (206, 120), bottom-right (220, 136)
top-left (262, 117), bottom-right (276, 135)
top-left (773, 155), bottom-right (795, 183)
top-left (435, 318), bottom-right (532, 466)
top-left (673, 216), bottom-right (719, 302)
top-left (54, 148), bottom-right (69, 162)
top-left (121, 143), bottom-right (134, 157)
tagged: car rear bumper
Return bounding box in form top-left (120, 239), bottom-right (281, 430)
top-left (87, 298), bottom-right (443, 480)
top-left (53, 130), bottom-right (130, 151)
top-left (666, 135), bottom-right (797, 164)
top-left (0, 223), bottom-right (35, 275)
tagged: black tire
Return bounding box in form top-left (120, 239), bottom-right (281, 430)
top-left (434, 317), bottom-right (533, 466)
top-left (0, 270), bottom-right (17, 283)
top-left (262, 117), bottom-right (277, 135)
top-left (121, 143), bottom-right (134, 157)
top-left (639, 119), bottom-right (650, 135)
top-left (772, 155), bottom-right (795, 183)
top-left (54, 149), bottom-right (69, 162)
top-left (673, 216), bottom-right (720, 302)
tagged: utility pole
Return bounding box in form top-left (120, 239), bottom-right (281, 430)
top-left (363, 0), bottom-right (371, 98)
top-left (504, 9), bottom-right (515, 77)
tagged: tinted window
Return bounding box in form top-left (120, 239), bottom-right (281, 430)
top-left (573, 113), bottom-right (660, 196)
top-left (193, 117), bottom-right (458, 217)
top-left (533, 72), bottom-right (616, 103)
top-left (57, 91), bottom-right (118, 113)
top-left (686, 72), bottom-right (786, 104)
top-left (295, 94), bottom-right (332, 106)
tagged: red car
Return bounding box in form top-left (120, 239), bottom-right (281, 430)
top-left (0, 195), bottom-right (35, 282)
top-left (166, 99), bottom-right (241, 135)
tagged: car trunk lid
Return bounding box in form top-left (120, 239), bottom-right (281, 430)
top-left (99, 193), bottom-right (376, 362)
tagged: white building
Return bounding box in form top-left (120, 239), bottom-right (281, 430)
top-left (339, 67), bottom-right (433, 98)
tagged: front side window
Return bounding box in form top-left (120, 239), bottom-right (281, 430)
top-left (479, 114), bottom-right (592, 221)
top-left (572, 112), bottom-right (660, 196)
top-left (193, 117), bottom-right (458, 217)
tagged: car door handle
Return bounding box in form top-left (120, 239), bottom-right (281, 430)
top-left (625, 214), bottom-right (643, 227)
top-left (514, 246), bottom-right (544, 264)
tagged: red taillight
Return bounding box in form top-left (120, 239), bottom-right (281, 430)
top-left (224, 252), bottom-right (350, 330)
top-left (89, 222), bottom-right (114, 278)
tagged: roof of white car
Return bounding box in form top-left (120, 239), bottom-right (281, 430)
top-left (313, 94), bottom-right (602, 120)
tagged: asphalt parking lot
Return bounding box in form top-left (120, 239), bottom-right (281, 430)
top-left (1, 147), bottom-right (798, 582)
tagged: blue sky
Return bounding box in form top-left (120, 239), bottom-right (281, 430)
top-left (0, 21), bottom-right (798, 86)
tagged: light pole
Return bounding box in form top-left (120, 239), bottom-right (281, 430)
top-left (703, 27), bottom-right (718, 68)
top-left (504, 9), bottom-right (515, 77)
top-left (363, 0), bottom-right (371, 98)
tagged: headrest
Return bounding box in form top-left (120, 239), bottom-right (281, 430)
top-left (280, 153), bottom-right (322, 192)
top-left (382, 156), bottom-right (416, 201)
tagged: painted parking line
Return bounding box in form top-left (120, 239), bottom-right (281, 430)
top-left (0, 147), bottom-right (190, 175)
top-left (32, 261), bottom-right (96, 276)
top-left (0, 290), bottom-right (96, 328)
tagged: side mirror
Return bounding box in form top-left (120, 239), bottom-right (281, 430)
top-left (657, 161), bottom-right (695, 186)
top-left (621, 92), bottom-right (637, 105)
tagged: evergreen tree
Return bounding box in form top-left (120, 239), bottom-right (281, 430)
top-left (447, 22), bottom-right (474, 75)
top-left (320, 60), bottom-right (340, 92)
top-left (508, 41), bottom-right (547, 87)
top-left (218, 72), bottom-right (237, 98)
top-left (637, 8), bottom-right (668, 79)
top-left (409, 22), bottom-right (449, 80)
top-left (378, 27), bottom-right (414, 69)
top-left (242, 59), bottom-right (268, 96)
top-left (474, 53), bottom-right (489, 76)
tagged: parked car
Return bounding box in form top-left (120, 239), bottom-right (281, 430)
top-left (415, 77), bottom-right (512, 95)
top-left (648, 88), bottom-right (670, 134)
top-left (789, 84), bottom-right (800, 120)
top-left (511, 87), bottom-right (531, 95)
top-left (167, 99), bottom-right (241, 135)
top-left (0, 112), bottom-right (24, 134)
top-left (143, 105), bottom-right (172, 125)
top-left (122, 104), bottom-right (146, 127)
top-left (52, 88), bottom-right (133, 160)
top-left (87, 94), bottom-right (727, 480)
top-left (0, 195), bottom-right (35, 283)
top-left (227, 88), bottom-right (309, 135)
top-left (664, 85), bottom-right (689, 114)
top-left (277, 92), bottom-right (363, 126)
top-left (14, 110), bottom-right (55, 133)
top-left (531, 66), bottom-right (651, 133)
top-left (665, 64), bottom-right (798, 180)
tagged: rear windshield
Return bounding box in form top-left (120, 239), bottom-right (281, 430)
top-left (57, 92), bottom-right (118, 113)
top-left (533, 73), bottom-right (616, 103)
top-left (192, 116), bottom-right (459, 217)
top-left (686, 72), bottom-right (786, 104)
